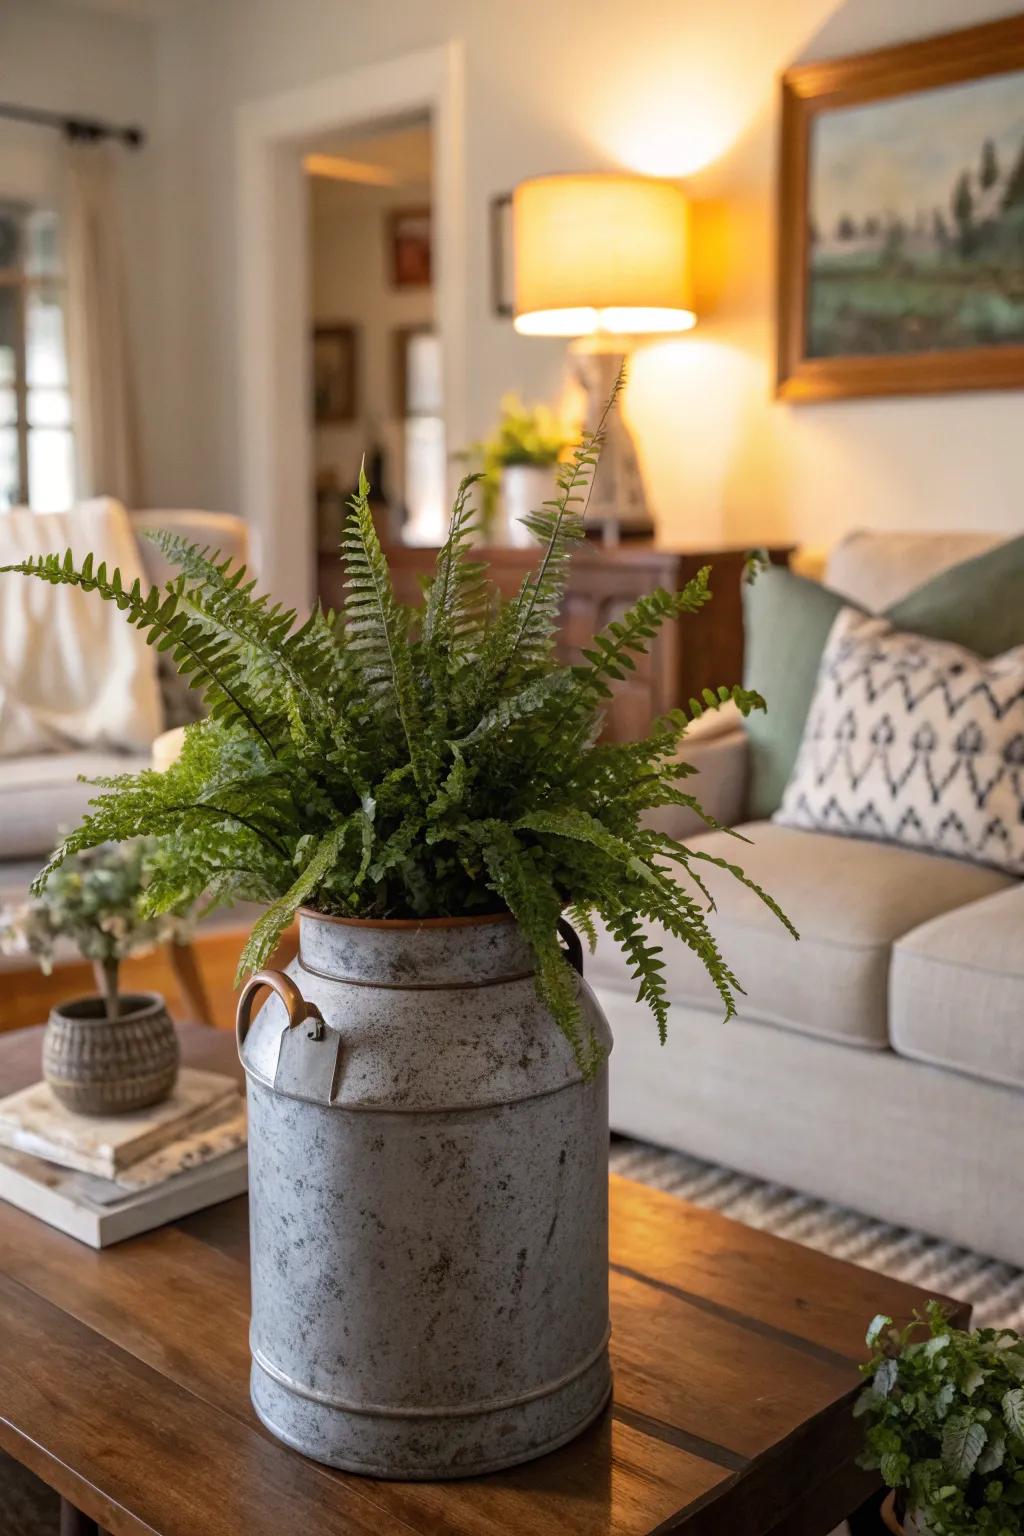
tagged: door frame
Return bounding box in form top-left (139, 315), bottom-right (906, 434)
top-left (236, 42), bottom-right (466, 610)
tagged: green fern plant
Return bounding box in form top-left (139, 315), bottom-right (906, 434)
top-left (1, 371), bottom-right (794, 1074)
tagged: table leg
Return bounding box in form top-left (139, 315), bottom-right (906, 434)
top-left (59, 1499), bottom-right (99, 1536)
top-left (167, 939), bottom-right (215, 1027)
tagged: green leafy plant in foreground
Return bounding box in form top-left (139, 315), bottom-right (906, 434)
top-left (1, 373), bottom-right (794, 1074)
top-left (857, 1304), bottom-right (1024, 1534)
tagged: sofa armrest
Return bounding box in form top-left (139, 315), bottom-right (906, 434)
top-left (641, 726), bottom-right (750, 842)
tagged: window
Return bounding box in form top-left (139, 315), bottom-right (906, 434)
top-left (0, 204), bottom-right (74, 512)
top-left (398, 327), bottom-right (446, 544)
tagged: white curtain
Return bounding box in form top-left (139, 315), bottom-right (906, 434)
top-left (64, 140), bottom-right (139, 507)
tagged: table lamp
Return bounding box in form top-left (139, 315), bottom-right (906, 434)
top-left (512, 172), bottom-right (694, 536)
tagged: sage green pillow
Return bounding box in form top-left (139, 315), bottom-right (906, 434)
top-left (742, 569), bottom-right (854, 819)
top-left (742, 534), bottom-right (1024, 820)
top-left (887, 533), bottom-right (1024, 655)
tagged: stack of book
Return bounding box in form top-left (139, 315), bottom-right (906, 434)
top-left (0, 1068), bottom-right (247, 1247)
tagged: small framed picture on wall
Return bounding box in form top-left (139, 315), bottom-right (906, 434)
top-left (777, 15), bottom-right (1024, 401)
top-left (388, 207), bottom-right (432, 288)
top-left (313, 324), bottom-right (358, 423)
top-left (490, 193), bottom-right (514, 318)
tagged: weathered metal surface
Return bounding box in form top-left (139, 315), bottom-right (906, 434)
top-left (236, 909), bottom-right (612, 1479)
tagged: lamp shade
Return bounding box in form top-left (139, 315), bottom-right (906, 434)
top-left (513, 173), bottom-right (694, 337)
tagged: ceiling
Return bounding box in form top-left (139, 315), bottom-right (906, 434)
top-left (305, 120), bottom-right (432, 189)
top-left (44, 0), bottom-right (191, 18)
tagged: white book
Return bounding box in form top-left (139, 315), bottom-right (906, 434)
top-left (0, 1143), bottom-right (249, 1248)
top-left (0, 1069), bottom-right (241, 1179)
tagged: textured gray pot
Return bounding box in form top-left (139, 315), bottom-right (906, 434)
top-left (44, 991), bottom-right (179, 1115)
top-left (235, 909), bottom-right (612, 1479)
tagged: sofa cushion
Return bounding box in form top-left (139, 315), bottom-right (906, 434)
top-left (587, 821), bottom-right (1012, 1049)
top-left (891, 884), bottom-right (1024, 1091)
top-left (825, 529), bottom-right (1002, 611)
top-left (742, 533), bottom-right (1024, 820)
top-left (776, 608), bottom-right (1024, 876)
top-left (742, 567), bottom-right (850, 819)
top-left (0, 751), bottom-right (149, 861)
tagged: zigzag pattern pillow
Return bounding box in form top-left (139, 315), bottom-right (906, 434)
top-left (775, 607), bottom-right (1024, 875)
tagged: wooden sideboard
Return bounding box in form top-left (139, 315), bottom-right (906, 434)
top-left (318, 542), bottom-right (792, 742)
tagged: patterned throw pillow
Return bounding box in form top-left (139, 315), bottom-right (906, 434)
top-left (775, 607), bottom-right (1024, 876)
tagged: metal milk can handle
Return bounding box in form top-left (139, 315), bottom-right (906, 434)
top-left (557, 918), bottom-right (583, 977)
top-left (236, 968), bottom-right (326, 1059)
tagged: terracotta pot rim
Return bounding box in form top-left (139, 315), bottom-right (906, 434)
top-left (298, 907), bottom-right (514, 931)
top-left (50, 990), bottom-right (167, 1024)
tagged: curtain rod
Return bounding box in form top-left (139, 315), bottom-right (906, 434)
top-left (0, 102), bottom-right (145, 149)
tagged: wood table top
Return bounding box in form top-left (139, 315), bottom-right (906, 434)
top-left (0, 1025), bottom-right (968, 1536)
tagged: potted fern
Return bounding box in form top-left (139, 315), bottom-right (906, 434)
top-left (858, 1305), bottom-right (1024, 1534)
top-left (2, 377), bottom-right (792, 1477)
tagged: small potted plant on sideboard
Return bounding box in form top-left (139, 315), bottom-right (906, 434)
top-left (465, 391), bottom-right (573, 546)
top-left (857, 1303), bottom-right (1024, 1534)
top-left (0, 840), bottom-right (191, 1114)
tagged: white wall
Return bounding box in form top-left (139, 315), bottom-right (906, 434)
top-left (310, 177), bottom-right (433, 505)
top-left (0, 0), bottom-right (159, 502)
top-left (139, 0), bottom-right (1024, 548)
top-left (640, 0), bottom-right (1024, 552)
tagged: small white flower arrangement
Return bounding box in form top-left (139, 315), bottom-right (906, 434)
top-left (1, 841), bottom-right (193, 1020)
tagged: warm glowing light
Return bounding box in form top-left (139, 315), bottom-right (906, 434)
top-left (591, 71), bottom-right (745, 180)
top-left (513, 174), bottom-right (694, 339)
top-left (607, 112), bottom-right (734, 179)
top-left (303, 153), bottom-right (397, 187)
top-left (515, 306), bottom-right (696, 337)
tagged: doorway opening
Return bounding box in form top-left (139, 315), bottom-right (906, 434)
top-left (306, 113), bottom-right (447, 614)
top-left (236, 44), bottom-right (465, 613)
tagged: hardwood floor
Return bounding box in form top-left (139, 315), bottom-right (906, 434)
top-left (0, 925), bottom-right (299, 1035)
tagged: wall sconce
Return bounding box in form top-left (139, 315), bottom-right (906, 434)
top-left (512, 172), bottom-right (693, 536)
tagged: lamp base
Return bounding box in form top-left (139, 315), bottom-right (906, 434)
top-left (572, 348), bottom-right (653, 538)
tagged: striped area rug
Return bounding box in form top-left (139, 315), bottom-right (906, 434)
top-left (610, 1136), bottom-right (1024, 1333)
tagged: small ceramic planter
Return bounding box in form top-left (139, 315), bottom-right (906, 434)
top-left (43, 992), bottom-right (179, 1116)
top-left (497, 464), bottom-right (558, 547)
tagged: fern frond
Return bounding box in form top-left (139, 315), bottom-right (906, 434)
top-left (507, 365), bottom-right (624, 661)
top-left (237, 821), bottom-right (351, 979)
top-left (515, 807), bottom-right (658, 885)
top-left (0, 551), bottom-right (280, 753)
top-left (471, 365), bottom-right (625, 699)
top-left (422, 472), bottom-right (488, 658)
top-left (573, 575), bottom-right (712, 698)
top-left (452, 671), bottom-right (575, 749)
top-left (148, 530), bottom-right (346, 721)
top-left (341, 466), bottom-right (433, 794)
top-left (603, 906), bottom-right (670, 1043)
top-left (649, 833), bottom-right (800, 940)
top-left (474, 819), bottom-right (600, 1073)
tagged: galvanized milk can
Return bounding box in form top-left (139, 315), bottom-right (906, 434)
top-left (235, 909), bottom-right (612, 1478)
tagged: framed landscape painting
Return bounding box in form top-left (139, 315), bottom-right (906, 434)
top-left (778, 16), bottom-right (1024, 400)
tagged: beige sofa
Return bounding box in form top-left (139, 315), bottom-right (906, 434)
top-left (0, 509), bottom-right (249, 948)
top-left (594, 529), bottom-right (1024, 1269)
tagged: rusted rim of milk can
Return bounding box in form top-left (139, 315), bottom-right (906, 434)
top-left (297, 906), bottom-right (515, 929)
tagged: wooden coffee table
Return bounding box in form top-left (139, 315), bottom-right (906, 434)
top-left (0, 1025), bottom-right (968, 1536)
